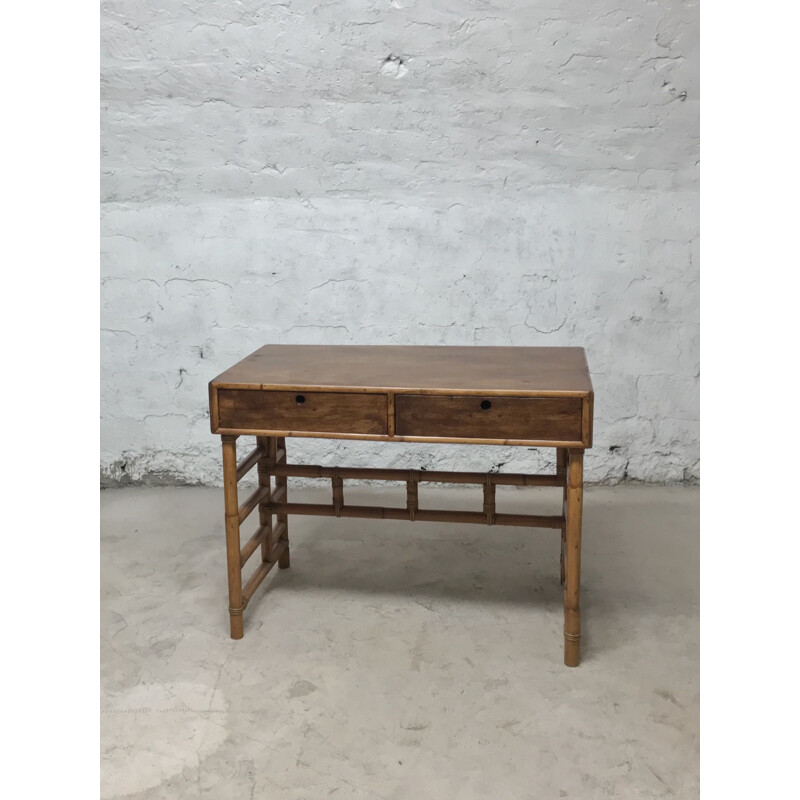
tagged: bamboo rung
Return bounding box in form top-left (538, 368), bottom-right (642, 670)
top-left (239, 494), bottom-right (287, 557)
top-left (240, 524), bottom-right (269, 567)
top-left (241, 541), bottom-right (287, 604)
top-left (269, 463), bottom-right (561, 487)
top-left (271, 485), bottom-right (286, 504)
top-left (272, 521), bottom-right (287, 544)
top-left (264, 501), bottom-right (563, 529)
top-left (236, 445), bottom-right (264, 481)
top-left (494, 512), bottom-right (563, 528)
top-left (238, 485), bottom-right (270, 523)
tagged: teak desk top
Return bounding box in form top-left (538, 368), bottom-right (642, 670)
top-left (210, 345), bottom-right (594, 449)
top-left (211, 344), bottom-right (593, 396)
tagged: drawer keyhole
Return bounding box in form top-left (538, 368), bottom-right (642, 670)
top-left (480, 399), bottom-right (492, 410)
top-left (295, 394), bottom-right (306, 405)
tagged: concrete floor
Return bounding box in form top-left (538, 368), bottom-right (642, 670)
top-left (101, 484), bottom-right (698, 799)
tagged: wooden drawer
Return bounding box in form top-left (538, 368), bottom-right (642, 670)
top-left (216, 389), bottom-right (388, 435)
top-left (394, 394), bottom-right (583, 443)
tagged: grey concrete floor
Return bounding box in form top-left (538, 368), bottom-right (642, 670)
top-left (101, 484), bottom-right (698, 799)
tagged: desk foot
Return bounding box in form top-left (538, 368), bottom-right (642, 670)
top-left (229, 610), bottom-right (244, 639)
top-left (564, 631), bottom-right (580, 667)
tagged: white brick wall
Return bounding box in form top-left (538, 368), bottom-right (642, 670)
top-left (101, 1), bottom-right (699, 486)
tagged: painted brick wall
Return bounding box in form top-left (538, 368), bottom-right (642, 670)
top-left (101, 1), bottom-right (699, 486)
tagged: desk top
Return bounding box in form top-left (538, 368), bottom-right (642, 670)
top-left (210, 345), bottom-right (593, 397)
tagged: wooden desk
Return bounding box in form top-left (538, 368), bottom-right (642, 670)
top-left (209, 345), bottom-right (593, 666)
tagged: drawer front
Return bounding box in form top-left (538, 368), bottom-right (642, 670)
top-left (217, 389), bottom-right (388, 435)
top-left (394, 394), bottom-right (583, 442)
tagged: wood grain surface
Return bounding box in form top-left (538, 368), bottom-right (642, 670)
top-left (394, 394), bottom-right (583, 441)
top-left (217, 389), bottom-right (388, 435)
top-left (210, 345), bottom-right (593, 396)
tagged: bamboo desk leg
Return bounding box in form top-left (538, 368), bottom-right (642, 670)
top-left (221, 435), bottom-right (245, 639)
top-left (563, 448), bottom-right (584, 667)
top-left (256, 436), bottom-right (276, 563)
top-left (556, 447), bottom-right (568, 587)
top-left (276, 437), bottom-right (290, 569)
